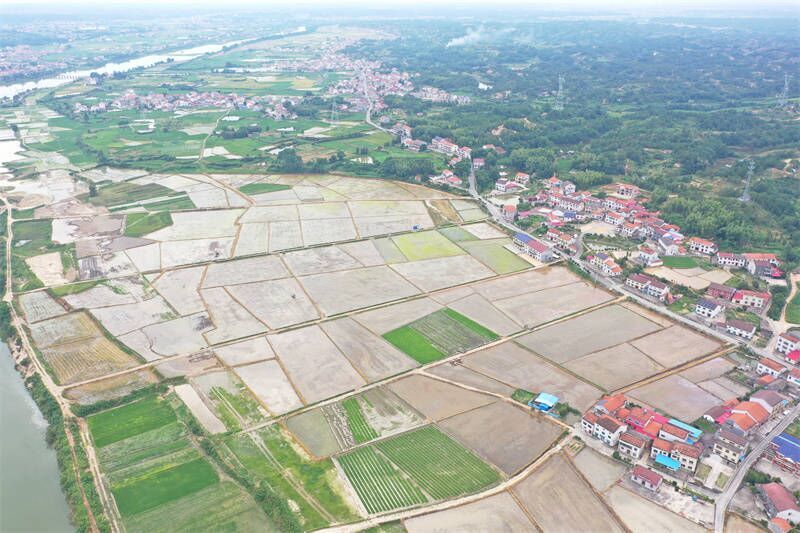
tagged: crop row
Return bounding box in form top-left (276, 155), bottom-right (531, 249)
top-left (338, 447), bottom-right (427, 514)
top-left (342, 398), bottom-right (378, 444)
top-left (375, 425), bottom-right (500, 500)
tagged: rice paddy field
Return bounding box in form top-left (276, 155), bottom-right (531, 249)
top-left (337, 425), bottom-right (501, 514)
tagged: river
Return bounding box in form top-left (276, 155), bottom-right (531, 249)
top-left (0, 343), bottom-right (72, 532)
top-left (0, 41), bottom-right (239, 101)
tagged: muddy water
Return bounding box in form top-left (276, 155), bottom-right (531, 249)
top-left (0, 343), bottom-right (72, 532)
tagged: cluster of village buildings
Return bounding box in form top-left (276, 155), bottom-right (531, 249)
top-left (74, 89), bottom-right (298, 120)
top-left (581, 379), bottom-right (800, 529)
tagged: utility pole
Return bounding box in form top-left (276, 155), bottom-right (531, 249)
top-left (554, 74), bottom-right (565, 111)
top-left (740, 158), bottom-right (754, 203)
top-left (329, 97), bottom-right (339, 123)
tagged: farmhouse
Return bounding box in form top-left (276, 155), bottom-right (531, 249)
top-left (616, 183), bottom-right (641, 198)
top-left (751, 390), bottom-right (788, 415)
top-left (513, 233), bottom-right (555, 262)
top-left (687, 237), bottom-right (718, 255)
top-left (495, 178), bottom-right (521, 193)
top-left (502, 204), bottom-right (517, 221)
top-left (618, 431), bottom-right (649, 459)
top-left (636, 245), bottom-right (661, 267)
top-left (788, 368), bottom-right (800, 387)
top-left (514, 172), bottom-right (531, 185)
top-left (545, 228), bottom-right (577, 250)
top-left (650, 439), bottom-right (701, 472)
top-left (707, 282), bottom-right (737, 301)
top-left (776, 333), bottom-right (800, 355)
top-left (733, 289), bottom-right (771, 309)
top-left (713, 429), bottom-right (747, 464)
top-left (530, 392), bottom-right (559, 412)
top-left (715, 252), bottom-right (746, 269)
top-left (658, 236), bottom-right (680, 256)
top-left (560, 180), bottom-right (576, 194)
top-left (430, 136), bottom-right (460, 155)
top-left (726, 401), bottom-right (770, 434)
top-left (630, 465), bottom-right (662, 492)
top-left (767, 433), bottom-right (800, 477)
top-left (604, 211), bottom-right (625, 226)
top-left (758, 358), bottom-right (788, 377)
top-left (759, 482), bottom-right (800, 523)
top-left (581, 412), bottom-right (627, 446)
top-left (695, 299), bottom-right (722, 319)
top-left (726, 319), bottom-right (757, 340)
top-left (626, 273), bottom-right (670, 301)
top-left (617, 222), bottom-right (643, 239)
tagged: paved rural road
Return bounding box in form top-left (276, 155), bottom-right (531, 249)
top-left (714, 401), bottom-right (800, 533)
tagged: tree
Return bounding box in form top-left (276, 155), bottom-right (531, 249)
top-left (273, 149), bottom-right (304, 173)
top-left (88, 183), bottom-right (98, 197)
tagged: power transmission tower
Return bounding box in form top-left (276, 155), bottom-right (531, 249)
top-left (329, 97), bottom-right (339, 123)
top-left (740, 158), bottom-right (754, 203)
top-left (777, 73), bottom-right (791, 109)
top-left (554, 74), bottom-right (565, 111)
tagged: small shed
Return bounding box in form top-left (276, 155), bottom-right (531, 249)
top-left (529, 392), bottom-right (559, 412)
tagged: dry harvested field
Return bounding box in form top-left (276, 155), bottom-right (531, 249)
top-left (572, 447), bottom-right (626, 493)
top-left (565, 343), bottom-right (665, 391)
top-left (388, 375), bottom-right (495, 421)
top-left (403, 492), bottom-right (534, 532)
top-left (463, 342), bottom-right (602, 411)
top-left (512, 454), bottom-right (624, 533)
top-left (18, 291), bottom-right (65, 323)
top-left (174, 383), bottom-right (226, 434)
top-left (630, 325), bottom-right (721, 367)
top-left (425, 364), bottom-right (515, 396)
top-left (439, 401), bottom-right (562, 475)
top-left (490, 280), bottom-right (613, 327)
top-left (63, 370), bottom-right (159, 405)
top-left (389, 254), bottom-right (495, 293)
top-left (213, 337), bottom-right (275, 366)
top-left (517, 304), bottom-right (661, 363)
top-left (629, 374), bottom-right (722, 421)
top-left (606, 485), bottom-right (706, 533)
top-left (352, 298), bottom-right (442, 335)
top-left (268, 326), bottom-right (366, 404)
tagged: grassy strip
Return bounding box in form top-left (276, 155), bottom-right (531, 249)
top-left (25, 374), bottom-right (110, 532)
top-left (785, 282), bottom-right (800, 324)
top-left (49, 280), bottom-right (103, 298)
top-left (238, 183), bottom-right (291, 195)
top-left (442, 308), bottom-right (499, 340)
top-left (123, 212), bottom-right (172, 238)
top-left (342, 398), bottom-right (378, 444)
top-left (383, 327), bottom-right (445, 364)
top-left (511, 388), bottom-right (536, 405)
top-left (662, 256), bottom-right (699, 269)
top-left (79, 182), bottom-right (177, 207)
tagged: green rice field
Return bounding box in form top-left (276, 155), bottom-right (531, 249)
top-left (88, 396), bottom-right (176, 447)
top-left (238, 182), bottom-right (291, 195)
top-left (342, 398), bottom-right (378, 444)
top-left (124, 212), bottom-right (173, 237)
top-left (383, 308), bottom-right (498, 363)
top-left (391, 230), bottom-right (465, 261)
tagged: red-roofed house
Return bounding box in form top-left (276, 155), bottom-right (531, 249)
top-left (785, 351), bottom-right (800, 365)
top-left (776, 333), bottom-right (800, 355)
top-left (760, 482), bottom-right (800, 522)
top-left (769, 517), bottom-right (793, 533)
top-left (732, 289), bottom-right (771, 309)
top-left (726, 401), bottom-right (770, 434)
top-left (631, 465), bottom-right (662, 492)
top-left (788, 368), bottom-right (800, 387)
top-left (617, 183), bottom-right (641, 198)
top-left (594, 394), bottom-right (626, 416)
top-left (758, 358), bottom-right (788, 377)
top-left (659, 423), bottom-right (690, 444)
top-left (716, 252), bottom-right (746, 269)
top-left (687, 237), bottom-right (718, 255)
top-left (671, 442), bottom-right (701, 472)
top-left (619, 431), bottom-right (649, 459)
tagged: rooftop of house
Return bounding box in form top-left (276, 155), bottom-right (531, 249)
top-left (597, 415), bottom-right (624, 433)
top-left (631, 465), bottom-right (662, 486)
top-left (716, 429), bottom-right (748, 447)
top-left (772, 433), bottom-right (800, 464)
top-left (620, 431), bottom-right (647, 448)
top-left (734, 401), bottom-right (770, 423)
top-left (760, 358), bottom-right (787, 372)
top-left (751, 389), bottom-right (787, 408)
top-left (761, 482), bottom-right (800, 512)
top-left (727, 319), bottom-right (757, 333)
top-left (673, 442), bottom-right (701, 459)
top-left (661, 423), bottom-right (689, 440)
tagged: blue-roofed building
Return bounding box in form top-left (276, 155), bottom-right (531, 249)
top-left (654, 454), bottom-right (681, 471)
top-left (529, 392), bottom-right (559, 412)
top-left (667, 419), bottom-right (703, 444)
top-left (768, 432), bottom-right (800, 476)
top-left (513, 232), bottom-right (533, 248)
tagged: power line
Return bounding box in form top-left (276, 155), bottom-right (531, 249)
top-left (777, 73), bottom-right (791, 109)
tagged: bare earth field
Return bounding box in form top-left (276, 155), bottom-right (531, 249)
top-left (565, 343), bottom-right (665, 391)
top-left (491, 281), bottom-right (613, 327)
top-left (426, 365), bottom-right (514, 396)
top-left (572, 447), bottom-right (626, 492)
top-left (630, 326), bottom-right (722, 367)
top-left (403, 492), bottom-right (534, 532)
top-left (463, 342), bottom-right (602, 411)
top-left (285, 408), bottom-right (342, 458)
top-left (606, 485), bottom-right (706, 533)
top-left (629, 374), bottom-right (722, 421)
top-left (439, 401), bottom-right (562, 475)
top-left (512, 454), bottom-right (624, 532)
top-left (233, 360), bottom-right (303, 415)
top-left (388, 375), bottom-right (494, 421)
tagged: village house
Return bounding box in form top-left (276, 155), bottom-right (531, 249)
top-left (401, 138), bottom-right (426, 152)
top-left (545, 228), bottom-right (577, 251)
top-left (744, 253), bottom-right (783, 279)
top-left (776, 333), bottom-right (800, 355)
top-left (650, 439), bottom-right (701, 472)
top-left (560, 180), bottom-right (576, 195)
top-left (591, 253), bottom-right (623, 277)
top-left (785, 351), bottom-right (800, 366)
top-left (788, 368), bottom-right (800, 387)
top-left (726, 401), bottom-right (770, 434)
top-left (759, 482), bottom-right (800, 523)
top-left (582, 413), bottom-right (628, 446)
top-left (514, 172), bottom-right (531, 185)
top-left (733, 289), bottom-right (771, 309)
top-left (695, 298), bottom-right (723, 319)
top-left (658, 235), bottom-right (680, 256)
top-left (767, 433), bottom-right (800, 477)
top-left (617, 183), bottom-right (641, 198)
top-left (687, 237), bottom-right (718, 255)
top-left (544, 175), bottom-right (562, 189)
top-left (389, 122), bottom-right (412, 138)
top-left (494, 177), bottom-right (522, 193)
top-left (472, 157), bottom-right (485, 169)
top-left (550, 193), bottom-right (584, 212)
top-left (430, 136), bottom-right (460, 156)
top-left (659, 423), bottom-right (692, 444)
top-left (770, 518), bottom-right (793, 533)
top-left (618, 431), bottom-right (649, 459)
top-left (713, 429), bottom-right (747, 464)
top-left (630, 465), bottom-right (662, 492)
top-left (502, 204), bottom-right (517, 222)
top-left (751, 390), bottom-right (789, 416)
top-left (625, 273), bottom-right (670, 301)
top-left (715, 252), bottom-right (747, 269)
top-left (636, 245), bottom-right (661, 267)
top-left (758, 357), bottom-right (789, 377)
top-left (707, 282), bottom-right (737, 301)
top-left (617, 221), bottom-right (643, 239)
top-left (726, 319), bottom-right (757, 340)
top-left (604, 211), bottom-right (626, 226)
top-left (513, 233), bottom-right (555, 262)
